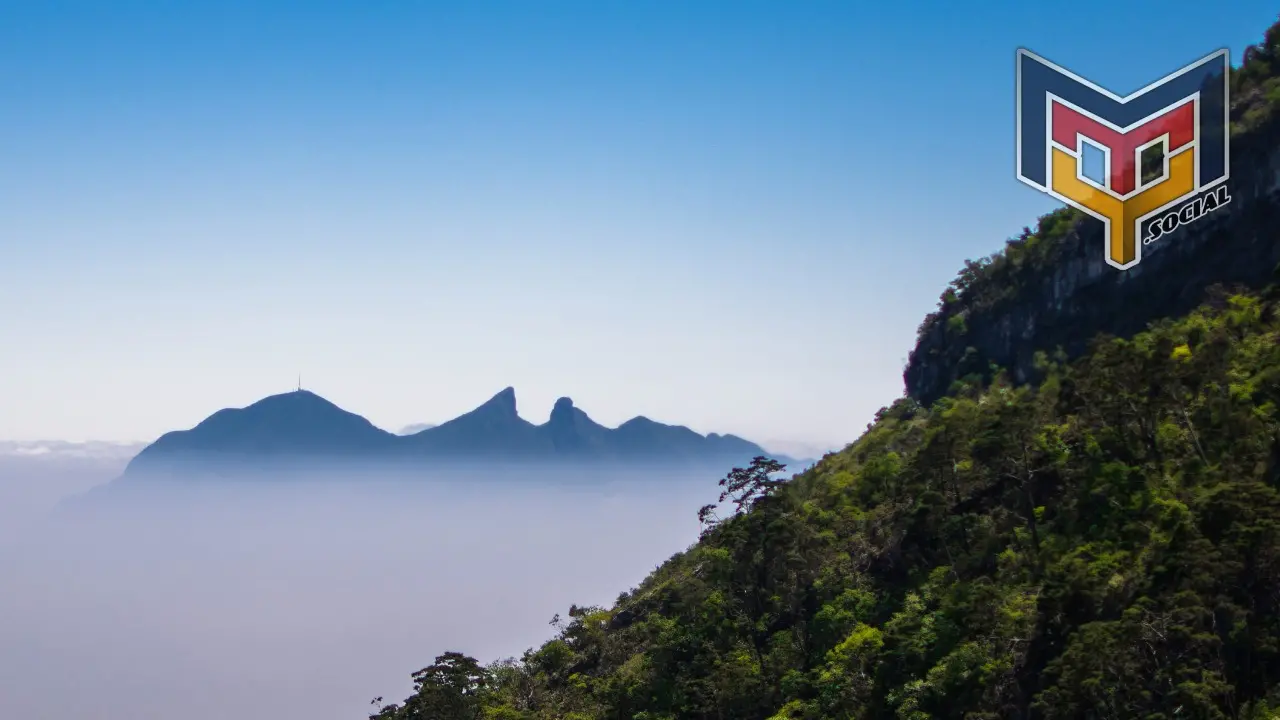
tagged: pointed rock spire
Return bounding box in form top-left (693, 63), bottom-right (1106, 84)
top-left (476, 386), bottom-right (518, 417)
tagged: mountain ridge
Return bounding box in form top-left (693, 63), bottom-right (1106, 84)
top-left (122, 387), bottom-right (781, 478)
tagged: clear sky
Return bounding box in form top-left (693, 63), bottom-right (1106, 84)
top-left (1, 1), bottom-right (1276, 446)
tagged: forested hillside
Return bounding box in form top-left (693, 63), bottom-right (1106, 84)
top-left (906, 20), bottom-right (1280, 407)
top-left (363, 18), bottom-right (1280, 720)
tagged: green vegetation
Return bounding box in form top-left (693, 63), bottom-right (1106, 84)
top-left (912, 18), bottom-right (1280, 366)
top-left (368, 282), bottom-right (1280, 719)
top-left (367, 18), bottom-right (1280, 720)
top-left (1234, 19), bottom-right (1280, 134)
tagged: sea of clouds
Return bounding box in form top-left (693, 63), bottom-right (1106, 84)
top-left (0, 442), bottom-right (730, 720)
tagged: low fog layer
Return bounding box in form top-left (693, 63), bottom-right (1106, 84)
top-left (0, 447), bottom-right (139, 544)
top-left (0, 456), bottom-right (731, 720)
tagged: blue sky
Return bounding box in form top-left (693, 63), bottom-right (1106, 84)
top-left (1, 1), bottom-right (1276, 447)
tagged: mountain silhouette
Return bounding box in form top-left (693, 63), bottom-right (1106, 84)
top-left (402, 387), bottom-right (546, 457)
top-left (543, 397), bottom-right (610, 454)
top-left (122, 387), bottom-right (777, 478)
top-left (132, 390), bottom-right (397, 457)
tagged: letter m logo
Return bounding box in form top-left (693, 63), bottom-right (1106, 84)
top-left (1016, 49), bottom-right (1230, 270)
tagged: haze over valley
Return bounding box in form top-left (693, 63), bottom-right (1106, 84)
top-left (0, 434), bottom-right (752, 720)
top-left (0, 386), bottom-right (817, 720)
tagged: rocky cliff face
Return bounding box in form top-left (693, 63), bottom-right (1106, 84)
top-left (905, 73), bottom-right (1280, 406)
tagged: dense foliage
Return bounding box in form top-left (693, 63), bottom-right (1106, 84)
top-left (367, 17), bottom-right (1280, 720)
top-left (1235, 17), bottom-right (1280, 134)
top-left (909, 16), bottom-right (1280, 367)
top-left (368, 281), bottom-right (1280, 719)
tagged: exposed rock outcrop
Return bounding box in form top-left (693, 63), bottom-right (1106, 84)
top-left (905, 78), bottom-right (1280, 406)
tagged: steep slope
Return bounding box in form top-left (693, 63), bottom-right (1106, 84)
top-left (905, 26), bottom-right (1280, 406)
top-left (365, 20), bottom-right (1280, 720)
top-left (370, 272), bottom-right (1280, 720)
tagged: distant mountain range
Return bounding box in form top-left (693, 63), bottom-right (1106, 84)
top-left (121, 388), bottom-right (789, 478)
